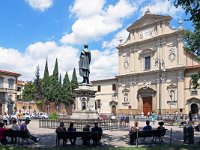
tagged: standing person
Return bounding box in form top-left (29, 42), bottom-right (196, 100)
top-left (3, 112), bottom-right (8, 126)
top-left (174, 111), bottom-right (178, 121)
top-left (189, 111), bottom-right (193, 121)
top-left (67, 122), bottom-right (76, 145)
top-left (151, 112), bottom-right (156, 125)
top-left (166, 112), bottom-right (170, 119)
top-left (129, 121), bottom-right (139, 145)
top-left (91, 122), bottom-right (103, 145)
top-left (17, 110), bottom-right (23, 124)
top-left (20, 118), bottom-right (41, 142)
top-left (79, 44), bottom-right (91, 84)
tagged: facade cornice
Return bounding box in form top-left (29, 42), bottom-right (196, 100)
top-left (117, 66), bottom-right (186, 78)
top-left (116, 30), bottom-right (184, 51)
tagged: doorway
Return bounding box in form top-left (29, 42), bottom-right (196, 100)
top-left (143, 97), bottom-right (152, 116)
top-left (191, 103), bottom-right (199, 114)
top-left (111, 105), bottom-right (116, 115)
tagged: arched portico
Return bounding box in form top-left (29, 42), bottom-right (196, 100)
top-left (187, 97), bottom-right (200, 114)
top-left (137, 87), bottom-right (156, 116)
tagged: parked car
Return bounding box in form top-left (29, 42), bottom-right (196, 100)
top-left (38, 112), bottom-right (48, 119)
top-left (31, 113), bottom-right (39, 119)
top-left (22, 112), bottom-right (31, 120)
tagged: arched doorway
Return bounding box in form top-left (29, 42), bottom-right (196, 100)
top-left (111, 105), bottom-right (116, 115)
top-left (191, 103), bottom-right (199, 114)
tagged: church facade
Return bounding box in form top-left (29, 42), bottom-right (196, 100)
top-left (92, 11), bottom-right (200, 116)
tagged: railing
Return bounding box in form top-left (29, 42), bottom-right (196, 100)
top-left (39, 118), bottom-right (129, 131)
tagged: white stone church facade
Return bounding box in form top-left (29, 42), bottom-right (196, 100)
top-left (92, 11), bottom-right (200, 116)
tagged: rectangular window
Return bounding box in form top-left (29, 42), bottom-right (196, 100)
top-left (145, 56), bottom-right (151, 70)
top-left (112, 84), bottom-right (116, 91)
top-left (8, 79), bottom-right (14, 89)
top-left (97, 100), bottom-right (101, 109)
top-left (97, 85), bottom-right (101, 92)
top-left (0, 78), bottom-right (3, 88)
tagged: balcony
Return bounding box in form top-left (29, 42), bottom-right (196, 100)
top-left (0, 87), bottom-right (16, 93)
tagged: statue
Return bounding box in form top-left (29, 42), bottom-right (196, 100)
top-left (79, 45), bottom-right (91, 84)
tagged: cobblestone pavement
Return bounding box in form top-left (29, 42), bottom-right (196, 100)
top-left (6, 120), bottom-right (200, 148)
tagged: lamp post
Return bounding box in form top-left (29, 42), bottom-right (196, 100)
top-left (155, 58), bottom-right (165, 120)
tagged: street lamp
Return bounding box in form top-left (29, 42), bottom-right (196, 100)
top-left (155, 58), bottom-right (165, 120)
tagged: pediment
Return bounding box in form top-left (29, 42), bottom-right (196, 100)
top-left (127, 13), bottom-right (171, 32)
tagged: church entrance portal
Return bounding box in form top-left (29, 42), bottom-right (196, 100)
top-left (191, 103), bottom-right (199, 114)
top-left (143, 97), bottom-right (152, 116)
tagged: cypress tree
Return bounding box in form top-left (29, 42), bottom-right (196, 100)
top-left (34, 65), bottom-right (42, 100)
top-left (53, 58), bottom-right (59, 81)
top-left (42, 59), bottom-right (50, 100)
top-left (71, 68), bottom-right (79, 91)
top-left (62, 71), bottom-right (73, 104)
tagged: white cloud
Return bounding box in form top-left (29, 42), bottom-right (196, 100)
top-left (70, 0), bottom-right (105, 18)
top-left (60, 0), bottom-right (136, 45)
top-left (102, 28), bottom-right (129, 49)
top-left (140, 0), bottom-right (183, 18)
top-left (26, 0), bottom-right (53, 12)
top-left (0, 42), bottom-right (79, 81)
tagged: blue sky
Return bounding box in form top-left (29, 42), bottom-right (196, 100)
top-left (0, 0), bottom-right (192, 81)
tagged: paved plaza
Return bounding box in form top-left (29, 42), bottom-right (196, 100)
top-left (5, 119), bottom-right (199, 148)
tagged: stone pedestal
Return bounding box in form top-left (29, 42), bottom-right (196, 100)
top-left (70, 84), bottom-right (99, 120)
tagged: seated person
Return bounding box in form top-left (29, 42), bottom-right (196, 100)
top-left (11, 119), bottom-right (19, 143)
top-left (91, 122), bottom-right (103, 145)
top-left (56, 122), bottom-right (67, 144)
top-left (67, 122), bottom-right (76, 145)
top-left (156, 122), bottom-right (165, 142)
top-left (0, 123), bottom-right (9, 144)
top-left (129, 121), bottom-right (139, 145)
top-left (82, 124), bottom-right (90, 145)
top-left (20, 118), bottom-right (41, 143)
top-left (142, 120), bottom-right (152, 141)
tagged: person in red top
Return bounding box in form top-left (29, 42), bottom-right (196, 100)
top-left (0, 122), bottom-right (8, 144)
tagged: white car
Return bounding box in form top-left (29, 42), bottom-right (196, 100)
top-left (38, 112), bottom-right (48, 119)
top-left (22, 112), bottom-right (31, 120)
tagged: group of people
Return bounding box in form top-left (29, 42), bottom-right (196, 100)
top-left (0, 118), bottom-right (40, 144)
top-left (56, 121), bottom-right (103, 145)
top-left (129, 120), bottom-right (165, 145)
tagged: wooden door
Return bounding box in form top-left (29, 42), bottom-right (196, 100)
top-left (143, 97), bottom-right (152, 116)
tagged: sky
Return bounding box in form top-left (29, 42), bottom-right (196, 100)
top-left (0, 0), bottom-right (193, 82)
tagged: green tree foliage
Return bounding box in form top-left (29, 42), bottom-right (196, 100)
top-left (42, 59), bottom-right (50, 99)
top-left (34, 65), bottom-right (43, 100)
top-left (71, 68), bottom-right (79, 91)
top-left (22, 81), bottom-right (36, 101)
top-left (174, 0), bottom-right (200, 88)
top-left (48, 59), bottom-right (61, 102)
top-left (62, 71), bottom-right (73, 104)
top-left (71, 68), bottom-right (78, 102)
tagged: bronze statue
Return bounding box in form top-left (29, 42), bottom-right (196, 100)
top-left (79, 45), bottom-right (91, 84)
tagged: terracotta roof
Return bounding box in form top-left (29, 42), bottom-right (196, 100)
top-left (17, 80), bottom-right (25, 86)
top-left (0, 70), bottom-right (21, 77)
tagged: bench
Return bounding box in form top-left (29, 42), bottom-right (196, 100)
top-left (56, 131), bottom-right (102, 146)
top-left (130, 129), bottom-right (167, 145)
top-left (3, 130), bottom-right (30, 144)
top-left (163, 119), bottom-right (175, 126)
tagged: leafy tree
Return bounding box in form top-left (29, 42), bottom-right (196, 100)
top-left (62, 71), bottom-right (73, 104)
top-left (34, 65), bottom-right (43, 100)
top-left (22, 81), bottom-right (36, 101)
top-left (174, 0), bottom-right (200, 88)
